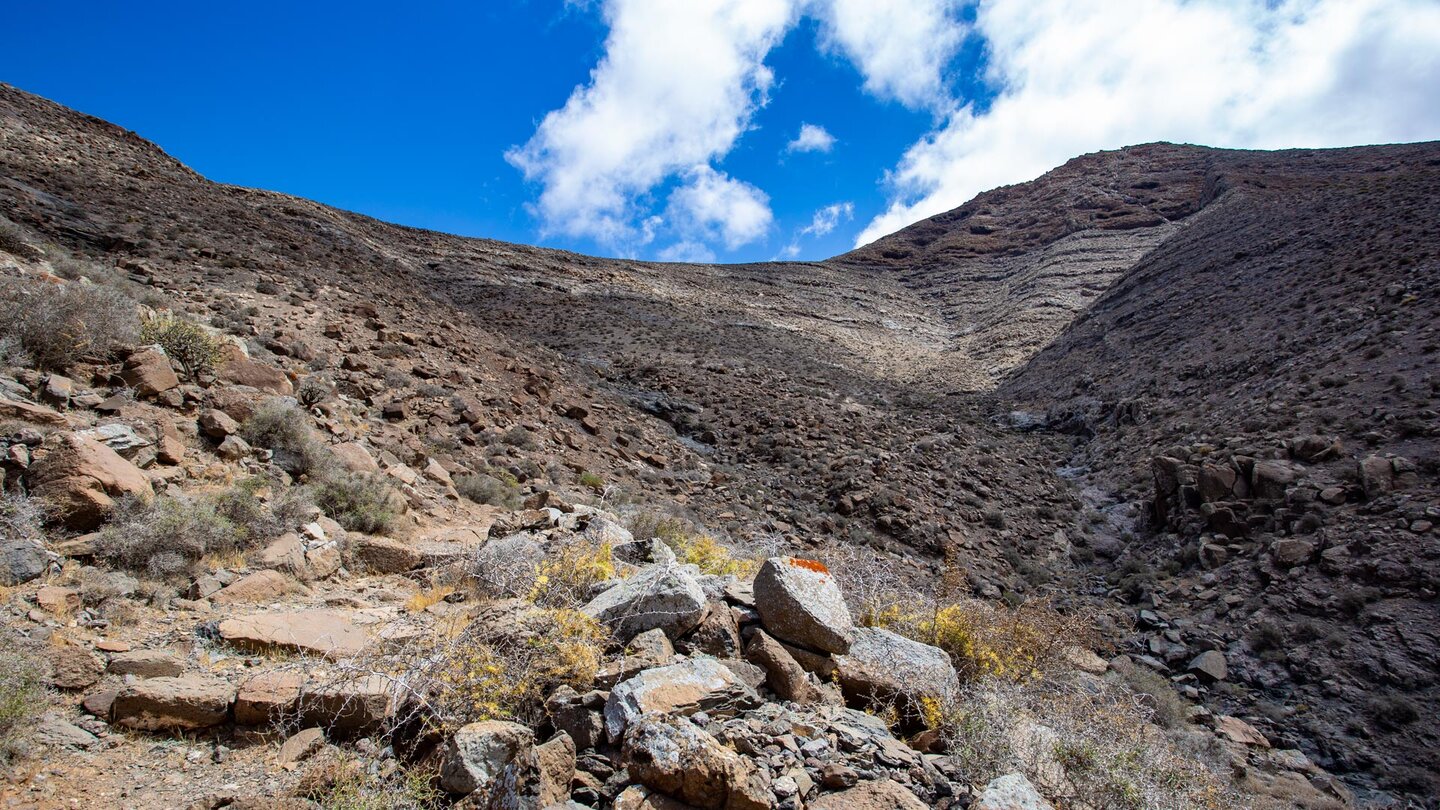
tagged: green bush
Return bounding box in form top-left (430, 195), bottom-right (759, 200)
top-left (0, 279), bottom-right (137, 369)
top-left (313, 473), bottom-right (398, 534)
top-left (455, 473), bottom-right (521, 509)
top-left (139, 313), bottom-right (223, 381)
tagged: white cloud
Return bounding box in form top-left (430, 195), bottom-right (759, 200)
top-left (506, 0), bottom-right (794, 251)
top-left (667, 165), bottom-right (774, 249)
top-left (800, 201), bottom-right (854, 236)
top-left (787, 122), bottom-right (836, 153)
top-left (814, 0), bottom-right (968, 111)
top-left (857, 0), bottom-right (1440, 245)
top-left (657, 240), bottom-right (718, 263)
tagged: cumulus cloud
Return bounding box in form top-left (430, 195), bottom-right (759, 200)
top-left (857, 0), bottom-right (1440, 245)
top-left (667, 165), bottom-right (774, 249)
top-left (506, 0), bottom-right (794, 251)
top-left (800, 201), bottom-right (855, 236)
top-left (813, 0), bottom-right (968, 111)
top-left (787, 122), bottom-right (836, 153)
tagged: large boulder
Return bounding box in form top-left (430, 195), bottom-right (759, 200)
top-left (440, 720), bottom-right (534, 796)
top-left (28, 433), bottom-right (152, 530)
top-left (210, 570), bottom-right (306, 605)
top-left (605, 658), bottom-right (761, 743)
top-left (752, 557), bottom-right (853, 654)
top-left (0, 397), bottom-right (68, 427)
top-left (623, 715), bottom-right (771, 810)
top-left (217, 343), bottom-right (293, 395)
top-left (348, 534), bottom-right (420, 574)
top-left (744, 629), bottom-right (826, 704)
top-left (217, 610), bottom-right (368, 659)
top-left (973, 773), bottom-right (1054, 810)
top-left (112, 675), bottom-right (235, 731)
top-left (832, 627), bottom-right (959, 708)
top-left (582, 562), bottom-right (708, 642)
top-left (297, 674), bottom-right (395, 732)
top-left (810, 780), bottom-right (929, 810)
top-left (120, 348), bottom-right (180, 397)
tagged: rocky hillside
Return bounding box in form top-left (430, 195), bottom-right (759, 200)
top-left (0, 82), bottom-right (1435, 808)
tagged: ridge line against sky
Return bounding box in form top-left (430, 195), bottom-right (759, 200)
top-left (4, 1), bottom-right (1440, 264)
top-left (511, 0), bottom-right (1440, 260)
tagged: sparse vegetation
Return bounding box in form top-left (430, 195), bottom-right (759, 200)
top-left (0, 278), bottom-right (138, 369)
top-left (0, 634), bottom-right (46, 763)
top-left (528, 539), bottom-right (617, 607)
top-left (240, 402), bottom-right (331, 477)
top-left (97, 479), bottom-right (309, 580)
top-left (455, 472), bottom-right (521, 509)
top-left (312, 473), bottom-right (398, 534)
top-left (138, 313), bottom-right (224, 380)
top-left (0, 215), bottom-right (40, 259)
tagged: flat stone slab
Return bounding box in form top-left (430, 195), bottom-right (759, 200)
top-left (218, 610), bottom-right (369, 659)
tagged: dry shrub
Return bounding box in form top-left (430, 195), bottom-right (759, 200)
top-left (0, 278), bottom-right (137, 369)
top-left (528, 538), bottom-right (617, 607)
top-left (0, 633), bottom-right (47, 763)
top-left (939, 677), bottom-right (1238, 810)
top-left (98, 479), bottom-right (310, 580)
top-left (821, 545), bottom-right (912, 625)
top-left (666, 532), bottom-right (758, 578)
top-left (454, 472), bottom-right (521, 509)
top-left (240, 401), bottom-right (331, 477)
top-left (880, 598), bottom-right (1093, 682)
top-left (0, 215), bottom-right (40, 259)
top-left (313, 473), bottom-right (398, 535)
top-left (346, 603), bottom-right (604, 733)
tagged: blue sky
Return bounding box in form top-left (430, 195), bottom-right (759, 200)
top-left (5, 1), bottom-right (1439, 264)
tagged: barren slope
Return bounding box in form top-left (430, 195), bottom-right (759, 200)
top-left (3, 82), bottom-right (1438, 804)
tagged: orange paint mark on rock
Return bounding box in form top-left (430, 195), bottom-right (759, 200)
top-left (786, 557), bottom-right (830, 575)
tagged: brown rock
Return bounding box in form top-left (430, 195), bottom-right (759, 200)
top-left (809, 781), bottom-right (929, 810)
top-left (258, 533), bottom-right (307, 576)
top-left (279, 727), bottom-right (326, 764)
top-left (297, 674), bottom-right (394, 732)
top-left (348, 534), bottom-right (420, 574)
top-left (28, 433), bottom-right (152, 530)
top-left (211, 569), bottom-right (306, 606)
top-left (156, 419), bottom-right (186, 464)
top-left (218, 610), bottom-right (368, 659)
top-left (745, 629), bottom-right (824, 704)
top-left (217, 343), bottom-right (293, 395)
top-left (198, 408), bottom-right (240, 438)
top-left (329, 442), bottom-right (380, 474)
top-left (234, 670), bottom-right (304, 726)
top-left (36, 585), bottom-right (80, 614)
top-left (107, 649), bottom-right (185, 678)
top-left (532, 732), bottom-right (577, 807)
top-left (624, 715), bottom-right (770, 810)
top-left (49, 644), bottom-right (104, 690)
top-left (1216, 715), bottom-right (1271, 748)
top-left (121, 348), bottom-right (180, 397)
top-left (112, 675), bottom-right (235, 731)
top-left (0, 397), bottom-right (68, 427)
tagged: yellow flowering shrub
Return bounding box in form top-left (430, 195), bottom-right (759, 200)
top-left (527, 540), bottom-right (617, 606)
top-left (667, 533), bottom-right (758, 578)
top-left (421, 607), bottom-right (604, 729)
top-left (872, 598), bottom-right (1087, 683)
